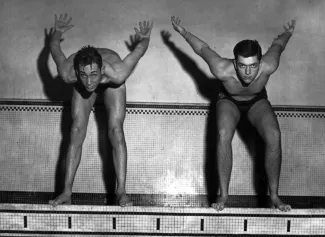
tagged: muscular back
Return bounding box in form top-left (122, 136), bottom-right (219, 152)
top-left (62, 48), bottom-right (123, 84)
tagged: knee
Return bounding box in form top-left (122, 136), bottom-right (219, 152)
top-left (108, 125), bottom-right (125, 143)
top-left (217, 127), bottom-right (234, 142)
top-left (70, 124), bottom-right (87, 144)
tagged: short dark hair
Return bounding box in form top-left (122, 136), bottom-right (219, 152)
top-left (73, 45), bottom-right (102, 73)
top-left (233, 40), bottom-right (262, 61)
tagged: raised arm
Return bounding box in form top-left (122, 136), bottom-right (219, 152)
top-left (50, 13), bottom-right (76, 83)
top-left (262, 19), bottom-right (296, 74)
top-left (103, 21), bottom-right (153, 85)
top-left (170, 16), bottom-right (229, 78)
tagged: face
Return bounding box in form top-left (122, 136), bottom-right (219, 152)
top-left (235, 55), bottom-right (260, 85)
top-left (77, 63), bottom-right (103, 92)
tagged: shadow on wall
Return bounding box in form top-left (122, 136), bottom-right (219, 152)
top-left (161, 30), bottom-right (267, 206)
top-left (35, 26), bottom-right (268, 206)
top-left (36, 28), bottom-right (116, 204)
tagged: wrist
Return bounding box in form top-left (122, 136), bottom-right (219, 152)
top-left (182, 30), bottom-right (188, 39)
top-left (54, 29), bottom-right (64, 34)
top-left (139, 37), bottom-right (150, 47)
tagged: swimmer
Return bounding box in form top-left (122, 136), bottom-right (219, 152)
top-left (49, 13), bottom-right (153, 207)
top-left (171, 16), bottom-right (295, 212)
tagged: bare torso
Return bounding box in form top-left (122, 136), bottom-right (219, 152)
top-left (219, 59), bottom-right (271, 101)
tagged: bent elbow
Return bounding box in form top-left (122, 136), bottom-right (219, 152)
top-left (195, 45), bottom-right (209, 57)
top-left (194, 47), bottom-right (204, 56)
top-left (113, 75), bottom-right (127, 86)
top-left (62, 77), bottom-right (76, 84)
top-left (111, 68), bottom-right (133, 85)
top-left (58, 70), bottom-right (76, 84)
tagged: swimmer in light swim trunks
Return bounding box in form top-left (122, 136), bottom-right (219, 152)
top-left (171, 16), bottom-right (296, 212)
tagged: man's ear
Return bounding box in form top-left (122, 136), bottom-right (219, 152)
top-left (101, 66), bottom-right (105, 74)
top-left (233, 59), bottom-right (237, 68)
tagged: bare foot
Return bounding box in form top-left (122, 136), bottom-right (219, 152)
top-left (211, 196), bottom-right (228, 211)
top-left (49, 192), bottom-right (72, 207)
top-left (116, 192), bottom-right (132, 207)
top-left (271, 195), bottom-right (291, 212)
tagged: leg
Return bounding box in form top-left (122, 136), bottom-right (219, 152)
top-left (49, 87), bottom-right (97, 207)
top-left (212, 99), bottom-right (240, 211)
top-left (103, 84), bottom-right (132, 207)
top-left (247, 99), bottom-right (291, 212)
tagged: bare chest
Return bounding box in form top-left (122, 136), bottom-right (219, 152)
top-left (222, 73), bottom-right (270, 100)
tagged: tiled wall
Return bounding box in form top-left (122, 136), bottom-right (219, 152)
top-left (1, 101), bottom-right (325, 197)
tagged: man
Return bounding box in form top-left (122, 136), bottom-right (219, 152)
top-left (171, 16), bottom-right (295, 212)
top-left (49, 13), bottom-right (153, 207)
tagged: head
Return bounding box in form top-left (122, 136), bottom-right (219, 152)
top-left (233, 40), bottom-right (262, 85)
top-left (74, 45), bottom-right (103, 92)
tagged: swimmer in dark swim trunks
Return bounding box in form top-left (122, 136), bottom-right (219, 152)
top-left (171, 16), bottom-right (296, 212)
top-left (49, 13), bottom-right (153, 207)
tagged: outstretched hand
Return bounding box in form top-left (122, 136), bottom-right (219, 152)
top-left (171, 16), bottom-right (186, 36)
top-left (54, 13), bottom-right (74, 33)
top-left (134, 21), bottom-right (153, 40)
top-left (282, 19), bottom-right (296, 35)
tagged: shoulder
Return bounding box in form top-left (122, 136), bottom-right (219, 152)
top-left (65, 53), bottom-right (77, 67)
top-left (97, 48), bottom-right (122, 64)
top-left (58, 53), bottom-right (77, 83)
top-left (97, 48), bottom-right (120, 58)
top-left (213, 58), bottom-right (234, 79)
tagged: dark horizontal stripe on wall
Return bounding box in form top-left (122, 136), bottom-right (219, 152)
top-left (2, 105), bottom-right (325, 117)
top-left (1, 99), bottom-right (325, 112)
top-left (2, 107), bottom-right (325, 118)
top-left (2, 208), bottom-right (325, 218)
top-left (1, 191), bottom-right (324, 209)
top-left (0, 99), bottom-right (69, 107)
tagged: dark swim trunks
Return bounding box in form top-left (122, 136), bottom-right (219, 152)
top-left (217, 87), bottom-right (268, 114)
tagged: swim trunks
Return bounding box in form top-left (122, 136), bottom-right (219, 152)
top-left (217, 87), bottom-right (268, 114)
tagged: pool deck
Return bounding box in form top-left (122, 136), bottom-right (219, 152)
top-left (1, 203), bottom-right (324, 236)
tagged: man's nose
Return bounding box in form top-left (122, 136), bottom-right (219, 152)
top-left (245, 66), bottom-right (251, 75)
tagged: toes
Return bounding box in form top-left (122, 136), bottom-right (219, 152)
top-left (49, 199), bottom-right (58, 207)
top-left (117, 195), bottom-right (132, 207)
top-left (211, 203), bottom-right (224, 211)
top-left (276, 204), bottom-right (291, 212)
top-left (282, 205), bottom-right (291, 212)
top-left (119, 199), bottom-right (133, 207)
top-left (50, 200), bottom-right (58, 207)
top-left (49, 196), bottom-right (71, 207)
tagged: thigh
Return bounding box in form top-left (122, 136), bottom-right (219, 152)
top-left (102, 84), bottom-right (126, 126)
top-left (216, 99), bottom-right (241, 137)
top-left (71, 86), bottom-right (97, 125)
top-left (247, 99), bottom-right (280, 137)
